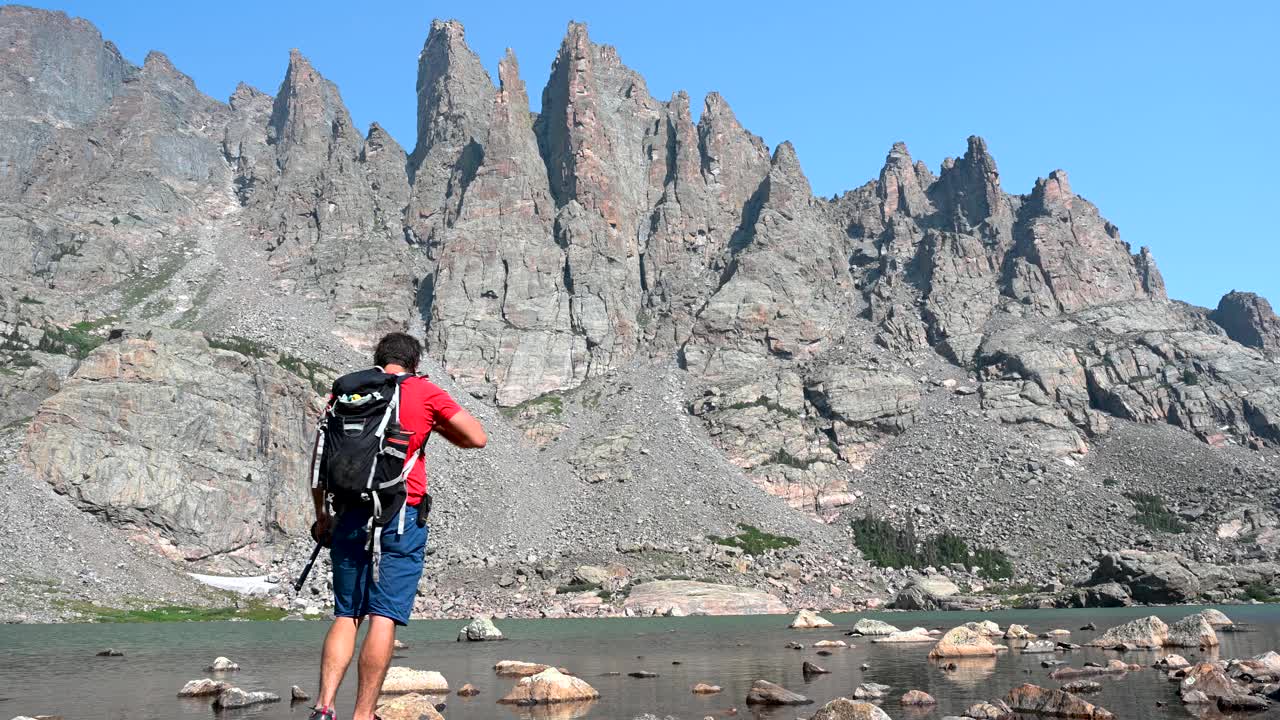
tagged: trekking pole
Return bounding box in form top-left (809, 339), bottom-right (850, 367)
top-left (294, 542), bottom-right (323, 594)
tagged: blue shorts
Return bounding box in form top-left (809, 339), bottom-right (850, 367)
top-left (330, 503), bottom-right (428, 626)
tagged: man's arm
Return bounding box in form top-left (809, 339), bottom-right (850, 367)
top-left (434, 408), bottom-right (487, 449)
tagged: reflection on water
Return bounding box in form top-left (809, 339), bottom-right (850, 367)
top-left (1, 606), bottom-right (1280, 719)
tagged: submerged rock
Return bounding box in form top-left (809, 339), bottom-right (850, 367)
top-left (852, 683), bottom-right (891, 700)
top-left (495, 660), bottom-right (555, 677)
top-left (96, 649), bottom-right (124, 657)
top-left (376, 693), bottom-right (446, 720)
top-left (213, 687), bottom-right (281, 709)
top-left (1005, 683), bottom-right (1114, 719)
top-left (899, 690), bottom-right (936, 705)
top-left (873, 627), bottom-right (934, 643)
top-left (205, 656), bottom-right (240, 672)
top-left (456, 684), bottom-right (480, 697)
top-left (290, 685), bottom-right (310, 701)
top-left (691, 683), bottom-right (722, 694)
top-left (745, 679), bottom-right (812, 706)
top-left (808, 697), bottom-right (892, 719)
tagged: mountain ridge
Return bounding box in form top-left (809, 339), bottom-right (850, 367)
top-left (2, 5), bottom-right (1279, 621)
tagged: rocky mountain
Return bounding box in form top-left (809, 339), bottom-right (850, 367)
top-left (1, 5), bottom-right (1278, 621)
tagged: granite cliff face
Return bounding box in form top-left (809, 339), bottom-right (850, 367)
top-left (2, 7), bottom-right (1279, 616)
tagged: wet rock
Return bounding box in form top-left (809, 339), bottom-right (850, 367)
top-left (1021, 640), bottom-right (1058, 654)
top-left (206, 657), bottom-right (240, 672)
top-left (495, 661), bottom-right (555, 677)
top-left (928, 625), bottom-right (1003, 658)
top-left (1004, 683), bottom-right (1114, 719)
top-left (1049, 660), bottom-right (1140, 680)
top-left (381, 668), bottom-right (449, 694)
top-left (962, 700), bottom-right (1014, 719)
top-left (873, 627), bottom-right (934, 643)
top-left (1166, 613), bottom-right (1219, 648)
top-left (213, 687), bottom-right (281, 710)
top-left (457, 616), bottom-right (504, 641)
top-left (790, 609), bottom-right (834, 629)
top-left (802, 661), bottom-right (830, 676)
top-left (814, 640), bottom-right (848, 649)
top-left (900, 690), bottom-right (936, 705)
top-left (808, 697), bottom-right (892, 719)
top-left (1059, 681), bottom-right (1101, 694)
top-left (628, 671), bottom-right (658, 678)
top-left (1004, 624), bottom-right (1036, 639)
top-left (456, 684), bottom-right (480, 697)
top-left (852, 683), bottom-right (891, 700)
top-left (177, 679), bottom-right (229, 697)
top-left (1155, 654), bottom-right (1191, 671)
top-left (692, 683), bottom-right (722, 694)
top-left (498, 667), bottom-right (600, 705)
top-left (96, 649), bottom-right (124, 657)
top-left (1086, 615), bottom-right (1168, 649)
top-left (745, 679), bottom-right (812, 706)
top-left (290, 686), bottom-right (310, 701)
top-left (851, 618), bottom-right (900, 636)
top-left (375, 693), bottom-right (446, 720)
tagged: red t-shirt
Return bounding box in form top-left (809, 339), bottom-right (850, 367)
top-left (395, 375), bottom-right (461, 505)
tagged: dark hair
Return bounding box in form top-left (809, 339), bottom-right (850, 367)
top-left (373, 332), bottom-right (421, 372)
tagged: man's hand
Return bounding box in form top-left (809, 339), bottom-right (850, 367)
top-left (312, 513), bottom-right (333, 548)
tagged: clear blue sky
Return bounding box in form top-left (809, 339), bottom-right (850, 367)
top-left (22, 1), bottom-right (1279, 308)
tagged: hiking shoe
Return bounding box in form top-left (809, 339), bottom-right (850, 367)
top-left (308, 707), bottom-right (335, 720)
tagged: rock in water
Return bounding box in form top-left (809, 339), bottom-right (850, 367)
top-left (205, 657), bottom-right (240, 672)
top-left (1005, 624), bottom-right (1036, 639)
top-left (1060, 681), bottom-right (1102, 694)
top-left (177, 679), bottom-right (229, 697)
top-left (790, 609), bottom-right (834, 629)
top-left (1082, 551), bottom-right (1202, 604)
top-left (457, 616), bottom-right (505, 641)
top-left (1155, 654), bottom-right (1191, 671)
top-left (691, 683), bottom-right (722, 694)
top-left (96, 649), bottom-right (124, 657)
top-left (852, 683), bottom-right (891, 699)
top-left (376, 693), bottom-right (446, 720)
top-left (891, 576), bottom-right (960, 610)
top-left (498, 667), bottom-right (600, 705)
top-left (494, 660), bottom-right (555, 677)
top-left (873, 627), bottom-right (934, 643)
top-left (899, 690), bottom-right (937, 705)
top-left (928, 625), bottom-right (1003, 658)
top-left (1022, 640), bottom-right (1058, 654)
top-left (290, 685), bottom-right (310, 701)
top-left (1049, 660), bottom-right (1140, 679)
top-left (381, 668), bottom-right (449, 694)
top-left (745, 679), bottom-right (812, 706)
top-left (802, 661), bottom-right (829, 676)
top-left (1166, 613), bottom-right (1219, 647)
top-left (808, 697), bottom-right (892, 719)
top-left (1198, 608), bottom-right (1233, 626)
top-left (1086, 615), bottom-right (1169, 649)
top-left (213, 687), bottom-right (281, 709)
top-left (850, 619), bottom-right (900, 636)
top-left (1005, 683), bottom-right (1114, 719)
top-left (456, 683), bottom-right (480, 697)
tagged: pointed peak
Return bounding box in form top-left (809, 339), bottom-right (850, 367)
top-left (365, 122), bottom-right (405, 155)
top-left (429, 18), bottom-right (466, 40)
top-left (423, 18), bottom-right (471, 61)
top-left (962, 135), bottom-right (998, 170)
top-left (1031, 169), bottom-right (1073, 207)
top-left (498, 48), bottom-right (522, 90)
top-left (565, 20), bottom-right (590, 43)
top-left (701, 91), bottom-right (739, 125)
top-left (885, 141), bottom-right (913, 166)
top-left (770, 141), bottom-right (807, 181)
top-left (669, 90), bottom-right (691, 112)
top-left (287, 48), bottom-right (311, 68)
top-left (143, 50), bottom-right (176, 73)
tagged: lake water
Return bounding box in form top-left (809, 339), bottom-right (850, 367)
top-left (2, 606), bottom-right (1279, 719)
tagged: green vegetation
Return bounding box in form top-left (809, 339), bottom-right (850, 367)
top-left (1181, 368), bottom-right (1200, 386)
top-left (764, 448), bottom-right (816, 470)
top-left (1102, 477), bottom-right (1119, 487)
top-left (60, 600), bottom-right (287, 623)
top-left (1243, 580), bottom-right (1276, 603)
top-left (851, 514), bottom-right (1014, 579)
top-left (38, 322), bottom-right (108, 359)
top-left (556, 581), bottom-right (601, 594)
top-left (708, 523), bottom-right (800, 556)
top-left (207, 335), bottom-right (268, 358)
top-left (118, 241), bottom-right (193, 311)
top-left (500, 392), bottom-right (564, 419)
top-left (722, 396), bottom-right (801, 418)
top-left (279, 354), bottom-right (335, 395)
top-left (18, 294), bottom-right (43, 304)
top-left (1126, 491), bottom-right (1189, 534)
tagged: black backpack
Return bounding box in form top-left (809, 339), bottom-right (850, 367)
top-left (310, 368), bottom-right (421, 581)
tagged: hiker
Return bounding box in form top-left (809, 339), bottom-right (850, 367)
top-left (307, 332), bottom-right (486, 720)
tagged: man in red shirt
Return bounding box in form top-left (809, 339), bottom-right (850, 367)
top-left (309, 332), bottom-right (486, 720)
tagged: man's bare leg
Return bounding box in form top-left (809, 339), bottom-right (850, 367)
top-left (351, 615), bottom-right (397, 720)
top-left (317, 617), bottom-right (363, 710)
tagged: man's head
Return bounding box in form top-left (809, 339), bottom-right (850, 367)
top-left (373, 332), bottom-right (422, 373)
